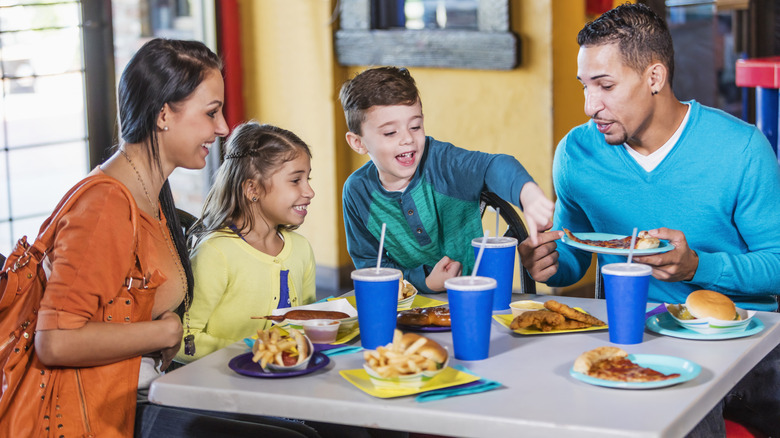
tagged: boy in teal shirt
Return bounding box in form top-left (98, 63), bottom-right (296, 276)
top-left (340, 67), bottom-right (553, 293)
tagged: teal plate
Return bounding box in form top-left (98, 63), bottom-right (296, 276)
top-left (570, 354), bottom-right (701, 389)
top-left (646, 312), bottom-right (765, 340)
top-left (561, 232), bottom-right (673, 256)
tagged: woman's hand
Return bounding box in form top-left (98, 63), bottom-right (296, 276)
top-left (156, 310), bottom-right (183, 371)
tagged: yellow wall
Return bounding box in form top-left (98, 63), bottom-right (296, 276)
top-left (239, 0), bottom-right (597, 293)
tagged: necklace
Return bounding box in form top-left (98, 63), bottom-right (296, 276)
top-left (160, 216), bottom-right (196, 356)
top-left (119, 148), bottom-right (195, 355)
top-left (119, 148), bottom-right (160, 220)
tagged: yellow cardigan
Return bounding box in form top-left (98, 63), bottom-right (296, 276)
top-left (175, 228), bottom-right (316, 363)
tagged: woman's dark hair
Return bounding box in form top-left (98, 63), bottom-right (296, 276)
top-left (117, 38), bottom-right (222, 315)
top-left (189, 122), bottom-right (312, 249)
top-left (577, 3), bottom-right (675, 86)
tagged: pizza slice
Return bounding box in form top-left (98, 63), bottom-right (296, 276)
top-left (573, 347), bottom-right (680, 382)
top-left (563, 229), bottom-right (660, 250)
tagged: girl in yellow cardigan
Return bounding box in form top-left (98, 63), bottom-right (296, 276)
top-left (175, 121), bottom-right (316, 363)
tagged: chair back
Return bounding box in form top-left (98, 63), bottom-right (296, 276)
top-left (175, 208), bottom-right (198, 240)
top-left (479, 192), bottom-right (536, 294)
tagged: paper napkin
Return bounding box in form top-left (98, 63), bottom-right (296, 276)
top-left (414, 365), bottom-right (502, 402)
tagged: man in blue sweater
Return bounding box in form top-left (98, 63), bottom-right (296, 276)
top-left (340, 67), bottom-right (554, 293)
top-left (520, 4), bottom-right (779, 436)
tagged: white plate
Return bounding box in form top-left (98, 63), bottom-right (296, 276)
top-left (665, 304), bottom-right (756, 335)
top-left (560, 232), bottom-right (673, 256)
top-left (646, 312), bottom-right (765, 340)
top-left (272, 300), bottom-right (358, 337)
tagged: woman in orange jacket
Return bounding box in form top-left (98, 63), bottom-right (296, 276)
top-left (28, 38), bottom-right (228, 437)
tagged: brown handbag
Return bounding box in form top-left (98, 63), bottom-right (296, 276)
top-left (0, 175), bottom-right (140, 435)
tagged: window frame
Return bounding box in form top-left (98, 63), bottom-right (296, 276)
top-left (335, 0), bottom-right (519, 70)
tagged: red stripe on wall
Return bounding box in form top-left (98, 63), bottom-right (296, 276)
top-left (217, 0), bottom-right (245, 131)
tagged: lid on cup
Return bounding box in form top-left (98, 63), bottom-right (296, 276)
top-left (444, 276), bottom-right (497, 291)
top-left (601, 263), bottom-right (652, 277)
top-left (351, 267), bottom-right (402, 282)
top-left (470, 236), bottom-right (518, 248)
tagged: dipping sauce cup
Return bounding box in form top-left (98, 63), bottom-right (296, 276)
top-left (601, 263), bottom-right (652, 344)
top-left (351, 268), bottom-right (403, 350)
top-left (302, 319), bottom-right (341, 344)
top-left (446, 276), bottom-right (496, 360)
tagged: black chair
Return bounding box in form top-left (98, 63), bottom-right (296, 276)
top-left (479, 192), bottom-right (536, 294)
top-left (176, 208), bottom-right (199, 243)
top-left (595, 261), bottom-right (605, 299)
top-left (176, 208), bottom-right (198, 232)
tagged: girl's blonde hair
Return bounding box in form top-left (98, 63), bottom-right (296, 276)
top-left (189, 121), bottom-right (312, 249)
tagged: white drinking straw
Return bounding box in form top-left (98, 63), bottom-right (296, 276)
top-left (472, 230), bottom-right (490, 277)
top-left (495, 207), bottom-right (500, 237)
top-left (376, 223), bottom-right (387, 272)
top-left (627, 227), bottom-right (639, 264)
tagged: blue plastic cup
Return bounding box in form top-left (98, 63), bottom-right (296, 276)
top-left (445, 276), bottom-right (497, 360)
top-left (601, 263), bottom-right (652, 344)
top-left (351, 268), bottom-right (402, 350)
top-left (472, 236), bottom-right (518, 311)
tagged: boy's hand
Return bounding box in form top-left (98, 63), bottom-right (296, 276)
top-left (425, 256), bottom-right (462, 292)
top-left (519, 182), bottom-right (555, 246)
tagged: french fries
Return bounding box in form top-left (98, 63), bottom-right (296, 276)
top-left (363, 330), bottom-right (442, 378)
top-left (399, 280), bottom-right (416, 300)
top-left (251, 327), bottom-right (306, 370)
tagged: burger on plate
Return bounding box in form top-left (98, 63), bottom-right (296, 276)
top-left (677, 290), bottom-right (740, 321)
top-left (665, 290), bottom-right (756, 335)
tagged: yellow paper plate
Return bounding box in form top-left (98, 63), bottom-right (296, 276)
top-left (494, 312), bottom-right (608, 335)
top-left (339, 366), bottom-right (479, 398)
top-left (323, 296), bottom-right (447, 344)
top-left (335, 295), bottom-right (447, 311)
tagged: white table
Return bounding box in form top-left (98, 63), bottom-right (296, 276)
top-left (149, 294), bottom-right (780, 437)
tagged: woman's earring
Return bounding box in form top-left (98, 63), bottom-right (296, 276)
top-left (251, 196), bottom-right (258, 202)
top-left (163, 126), bottom-right (169, 131)
top-left (651, 90), bottom-right (658, 96)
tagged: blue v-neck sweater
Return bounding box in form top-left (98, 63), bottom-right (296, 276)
top-left (550, 101), bottom-right (780, 311)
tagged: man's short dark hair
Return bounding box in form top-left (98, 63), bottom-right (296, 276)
top-left (577, 3), bottom-right (675, 85)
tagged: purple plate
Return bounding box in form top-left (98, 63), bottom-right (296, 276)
top-left (229, 351), bottom-right (330, 378)
top-left (396, 324), bottom-right (452, 332)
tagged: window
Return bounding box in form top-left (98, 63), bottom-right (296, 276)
top-left (335, 0), bottom-right (519, 70)
top-left (0, 0), bottom-right (91, 255)
top-left (0, 0), bottom-right (216, 256)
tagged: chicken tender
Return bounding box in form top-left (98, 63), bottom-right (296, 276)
top-left (510, 310), bottom-right (565, 331)
top-left (544, 300), bottom-right (606, 326)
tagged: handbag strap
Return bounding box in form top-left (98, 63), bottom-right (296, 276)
top-left (28, 174), bottom-right (140, 268)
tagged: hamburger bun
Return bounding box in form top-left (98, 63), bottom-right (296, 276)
top-left (685, 290), bottom-right (737, 320)
top-left (399, 333), bottom-right (448, 365)
top-left (290, 329), bottom-right (310, 365)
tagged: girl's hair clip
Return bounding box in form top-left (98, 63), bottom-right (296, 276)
top-left (225, 151), bottom-right (251, 159)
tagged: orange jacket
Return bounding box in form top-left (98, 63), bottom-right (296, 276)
top-left (3, 174), bottom-right (170, 437)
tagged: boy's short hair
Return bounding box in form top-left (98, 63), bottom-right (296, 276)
top-left (577, 3), bottom-right (675, 85)
top-left (339, 66), bottom-right (420, 136)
